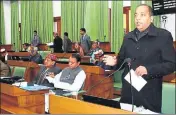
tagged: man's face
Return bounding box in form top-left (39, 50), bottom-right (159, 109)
top-left (34, 32), bottom-right (37, 36)
top-left (92, 43), bottom-right (97, 49)
top-left (44, 57), bottom-right (55, 67)
top-left (69, 57), bottom-right (80, 69)
top-left (135, 6), bottom-right (153, 32)
top-left (75, 43), bottom-right (79, 49)
top-left (80, 30), bottom-right (84, 35)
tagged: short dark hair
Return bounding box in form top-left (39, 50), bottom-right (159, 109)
top-left (34, 30), bottom-right (37, 33)
top-left (136, 4), bottom-right (153, 16)
top-left (80, 28), bottom-right (86, 32)
top-left (23, 43), bottom-right (30, 47)
top-left (64, 32), bottom-right (68, 36)
top-left (71, 53), bottom-right (81, 62)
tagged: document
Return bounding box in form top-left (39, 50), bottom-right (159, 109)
top-left (124, 69), bottom-right (147, 92)
top-left (46, 42), bottom-right (53, 46)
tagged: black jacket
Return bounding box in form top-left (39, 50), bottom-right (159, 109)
top-left (33, 64), bottom-right (62, 86)
top-left (51, 36), bottom-right (63, 53)
top-left (116, 23), bottom-right (175, 113)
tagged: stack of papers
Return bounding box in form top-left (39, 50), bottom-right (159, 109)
top-left (124, 69), bottom-right (147, 91)
top-left (20, 85), bottom-right (51, 91)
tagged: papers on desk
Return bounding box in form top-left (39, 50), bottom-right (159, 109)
top-left (120, 103), bottom-right (159, 114)
top-left (124, 69), bottom-right (147, 92)
top-left (46, 42), bottom-right (53, 46)
top-left (12, 82), bottom-right (51, 91)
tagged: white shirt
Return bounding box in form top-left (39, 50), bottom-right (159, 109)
top-left (46, 70), bottom-right (86, 92)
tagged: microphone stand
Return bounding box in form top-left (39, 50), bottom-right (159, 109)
top-left (128, 62), bottom-right (134, 112)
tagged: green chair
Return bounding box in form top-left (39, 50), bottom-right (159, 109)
top-left (162, 82), bottom-right (175, 114)
top-left (13, 67), bottom-right (26, 77)
top-left (113, 69), bottom-right (124, 90)
top-left (38, 51), bottom-right (51, 59)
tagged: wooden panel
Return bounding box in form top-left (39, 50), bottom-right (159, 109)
top-left (0, 103), bottom-right (36, 114)
top-left (0, 83), bottom-right (48, 114)
top-left (38, 44), bottom-right (49, 51)
top-left (49, 95), bottom-right (134, 114)
top-left (163, 72), bottom-right (176, 83)
top-left (8, 52), bottom-right (30, 57)
top-left (54, 17), bottom-right (61, 36)
top-left (0, 44), bottom-right (13, 51)
top-left (99, 42), bottom-right (111, 52)
top-left (173, 41), bottom-right (176, 49)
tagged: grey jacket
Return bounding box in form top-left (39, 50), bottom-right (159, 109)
top-left (63, 36), bottom-right (72, 52)
top-left (80, 34), bottom-right (91, 54)
top-left (33, 64), bottom-right (62, 85)
top-left (31, 35), bottom-right (40, 47)
top-left (0, 60), bottom-right (11, 77)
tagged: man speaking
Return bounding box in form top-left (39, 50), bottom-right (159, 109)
top-left (104, 4), bottom-right (175, 113)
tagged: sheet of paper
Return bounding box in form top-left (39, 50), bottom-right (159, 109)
top-left (124, 69), bottom-right (147, 92)
top-left (46, 42), bottom-right (53, 46)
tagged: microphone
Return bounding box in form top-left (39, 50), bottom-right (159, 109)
top-left (86, 58), bottom-right (131, 94)
top-left (127, 58), bottom-right (134, 112)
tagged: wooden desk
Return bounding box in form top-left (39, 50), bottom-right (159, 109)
top-left (7, 60), bottom-right (39, 82)
top-left (53, 53), bottom-right (91, 63)
top-left (56, 62), bottom-right (114, 99)
top-left (0, 44), bottom-right (12, 51)
top-left (163, 72), bottom-right (176, 83)
top-left (49, 94), bottom-right (134, 114)
top-left (7, 52), bottom-right (30, 57)
top-left (38, 44), bottom-right (49, 51)
top-left (0, 83), bottom-right (48, 114)
top-left (99, 42), bottom-right (111, 52)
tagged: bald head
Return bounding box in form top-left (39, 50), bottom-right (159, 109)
top-left (135, 4), bottom-right (154, 32)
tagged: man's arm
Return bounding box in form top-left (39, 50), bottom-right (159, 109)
top-left (54, 71), bottom-right (86, 92)
top-left (146, 32), bottom-right (175, 77)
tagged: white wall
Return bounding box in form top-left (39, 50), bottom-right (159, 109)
top-left (3, 1), bottom-right (11, 44)
top-left (53, 1), bottom-right (61, 17)
top-left (160, 14), bottom-right (176, 41)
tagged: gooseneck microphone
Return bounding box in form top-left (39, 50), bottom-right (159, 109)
top-left (86, 58), bottom-right (132, 94)
top-left (126, 58), bottom-right (134, 112)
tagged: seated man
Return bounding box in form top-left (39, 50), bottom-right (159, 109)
top-left (0, 60), bottom-right (11, 77)
top-left (46, 53), bottom-right (86, 95)
top-left (22, 43), bottom-right (30, 52)
top-left (32, 54), bottom-right (62, 87)
top-left (88, 41), bottom-right (103, 63)
top-left (29, 46), bottom-right (43, 64)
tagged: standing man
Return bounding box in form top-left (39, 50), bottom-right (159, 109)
top-left (31, 30), bottom-right (40, 48)
top-left (50, 32), bottom-right (63, 53)
top-left (63, 32), bottom-right (72, 52)
top-left (103, 4), bottom-right (175, 113)
top-left (80, 28), bottom-right (91, 55)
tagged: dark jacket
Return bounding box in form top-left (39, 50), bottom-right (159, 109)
top-left (116, 23), bottom-right (175, 113)
top-left (80, 34), bottom-right (91, 54)
top-left (33, 64), bottom-right (62, 86)
top-left (29, 53), bottom-right (43, 64)
top-left (50, 36), bottom-right (63, 53)
top-left (63, 36), bottom-right (72, 52)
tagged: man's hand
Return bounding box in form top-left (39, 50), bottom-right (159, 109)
top-left (49, 72), bottom-right (55, 78)
top-left (135, 66), bottom-right (148, 76)
top-left (103, 55), bottom-right (117, 66)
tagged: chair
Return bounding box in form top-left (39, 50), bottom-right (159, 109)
top-left (12, 67), bottom-right (26, 77)
top-left (162, 82), bottom-right (175, 114)
top-left (63, 90), bottom-right (86, 100)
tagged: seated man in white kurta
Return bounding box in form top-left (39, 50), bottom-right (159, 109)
top-left (46, 53), bottom-right (86, 95)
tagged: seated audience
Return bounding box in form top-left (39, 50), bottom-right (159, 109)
top-left (63, 32), bottom-right (72, 52)
top-left (22, 43), bottom-right (30, 52)
top-left (94, 54), bottom-right (113, 70)
top-left (29, 46), bottom-right (43, 64)
top-left (0, 57), bottom-right (11, 77)
top-left (46, 53), bottom-right (86, 95)
top-left (32, 54), bottom-right (62, 86)
top-left (73, 42), bottom-right (84, 57)
top-left (88, 41), bottom-right (103, 63)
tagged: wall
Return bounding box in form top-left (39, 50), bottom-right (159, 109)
top-left (160, 14), bottom-right (175, 41)
top-left (3, 1), bottom-right (11, 44)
